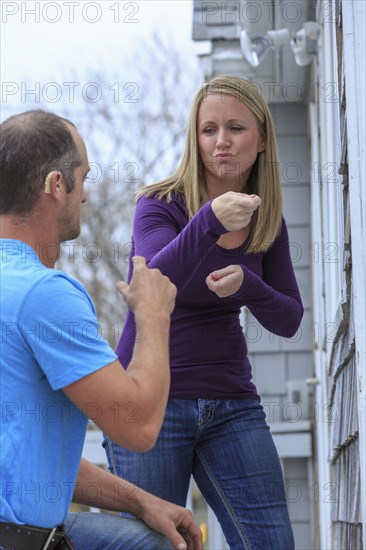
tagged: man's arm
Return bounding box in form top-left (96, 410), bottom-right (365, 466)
top-left (63, 257), bottom-right (177, 451)
top-left (73, 458), bottom-right (203, 550)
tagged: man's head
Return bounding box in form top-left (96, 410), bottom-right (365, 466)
top-left (0, 110), bottom-right (82, 215)
top-left (0, 110), bottom-right (90, 243)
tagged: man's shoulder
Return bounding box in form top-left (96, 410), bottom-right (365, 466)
top-left (0, 239), bottom-right (88, 296)
top-left (26, 269), bottom-right (93, 315)
top-left (2, 263), bottom-right (92, 325)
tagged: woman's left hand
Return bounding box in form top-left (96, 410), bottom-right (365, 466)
top-left (206, 265), bottom-right (244, 297)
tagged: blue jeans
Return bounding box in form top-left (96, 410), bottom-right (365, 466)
top-left (64, 511), bottom-right (174, 549)
top-left (104, 398), bottom-right (294, 550)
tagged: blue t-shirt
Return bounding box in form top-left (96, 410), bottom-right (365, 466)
top-left (0, 239), bottom-right (117, 527)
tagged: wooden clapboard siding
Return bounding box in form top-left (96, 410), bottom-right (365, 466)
top-left (321, 1), bottom-right (364, 547)
top-left (309, 1), bottom-right (365, 547)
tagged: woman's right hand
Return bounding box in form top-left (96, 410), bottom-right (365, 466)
top-left (211, 191), bottom-right (261, 231)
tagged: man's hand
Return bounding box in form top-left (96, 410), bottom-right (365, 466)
top-left (206, 265), bottom-right (244, 297)
top-left (116, 256), bottom-right (177, 316)
top-left (74, 460), bottom-right (203, 550)
top-left (211, 191), bottom-right (261, 231)
top-left (138, 490), bottom-right (203, 550)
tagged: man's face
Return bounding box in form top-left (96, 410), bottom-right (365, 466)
top-left (57, 126), bottom-right (89, 243)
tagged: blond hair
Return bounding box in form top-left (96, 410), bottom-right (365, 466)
top-left (137, 75), bottom-right (282, 253)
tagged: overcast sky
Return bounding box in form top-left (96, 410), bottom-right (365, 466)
top-left (1, 0), bottom-right (198, 119)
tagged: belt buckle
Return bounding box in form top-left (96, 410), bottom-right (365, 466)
top-left (42, 526), bottom-right (58, 550)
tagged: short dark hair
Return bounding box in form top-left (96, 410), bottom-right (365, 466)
top-left (0, 110), bottom-right (82, 215)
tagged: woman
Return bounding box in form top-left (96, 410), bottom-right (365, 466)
top-left (104, 75), bottom-right (303, 549)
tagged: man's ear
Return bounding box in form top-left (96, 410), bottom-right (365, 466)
top-left (44, 171), bottom-right (63, 194)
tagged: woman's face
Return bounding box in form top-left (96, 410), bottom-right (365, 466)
top-left (197, 93), bottom-right (265, 192)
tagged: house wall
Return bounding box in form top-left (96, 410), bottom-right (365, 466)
top-left (309, 1), bottom-right (365, 548)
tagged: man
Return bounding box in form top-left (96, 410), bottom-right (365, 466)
top-left (0, 110), bottom-right (202, 550)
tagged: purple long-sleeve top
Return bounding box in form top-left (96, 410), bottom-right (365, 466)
top-left (116, 192), bottom-right (304, 399)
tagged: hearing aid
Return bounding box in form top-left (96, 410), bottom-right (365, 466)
top-left (44, 171), bottom-right (58, 194)
top-left (44, 171), bottom-right (57, 193)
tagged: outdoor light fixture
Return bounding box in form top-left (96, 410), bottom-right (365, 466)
top-left (240, 22), bottom-right (320, 67)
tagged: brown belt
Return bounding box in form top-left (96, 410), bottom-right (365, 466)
top-left (0, 521), bottom-right (74, 550)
